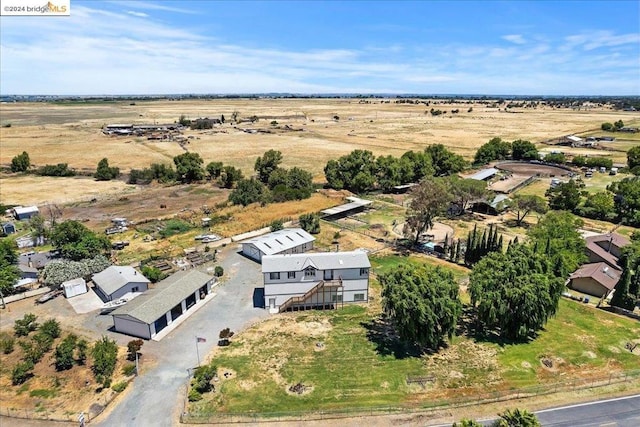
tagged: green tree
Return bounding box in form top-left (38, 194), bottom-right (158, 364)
top-left (94, 158), bottom-right (120, 181)
top-left (610, 255), bottom-right (635, 310)
top-left (0, 238), bottom-right (20, 300)
top-left (546, 180), bottom-right (581, 211)
top-left (219, 165), bottom-right (243, 188)
top-left (270, 219), bottom-right (284, 231)
top-left (228, 178), bottom-right (269, 206)
top-left (495, 408), bottom-right (541, 427)
top-left (205, 161), bottom-right (224, 180)
top-left (39, 319), bottom-right (61, 339)
top-left (473, 137), bottom-right (511, 165)
top-left (543, 152), bottom-right (566, 164)
top-left (10, 151), bottom-right (30, 173)
top-left (508, 194), bottom-right (547, 226)
top-left (28, 214), bottom-right (47, 246)
top-left (404, 177), bottom-right (453, 244)
top-left (601, 122), bottom-right (614, 131)
top-left (452, 419), bottom-right (483, 427)
top-left (614, 119), bottom-right (624, 130)
top-left (449, 177), bottom-right (489, 213)
top-left (399, 150), bottom-right (434, 182)
top-left (572, 155), bottom-right (586, 167)
top-left (299, 213), bottom-right (321, 234)
top-left (425, 144), bottom-right (467, 176)
top-left (11, 361), bottom-right (34, 385)
top-left (0, 239), bottom-right (18, 265)
top-left (254, 150), bottom-right (283, 183)
top-left (323, 150), bottom-right (377, 192)
top-left (375, 155), bottom-right (403, 191)
top-left (381, 264), bottom-right (461, 350)
top-left (126, 339), bottom-right (144, 361)
top-left (173, 152), bottom-right (205, 183)
top-left (511, 140), bottom-right (539, 161)
top-left (627, 146), bottom-right (640, 170)
top-left (470, 245), bottom-right (563, 341)
top-left (92, 336), bottom-right (119, 386)
top-left (76, 339), bottom-right (88, 365)
top-left (270, 167), bottom-right (314, 201)
top-left (577, 191), bottom-right (615, 220)
top-left (608, 176), bottom-right (640, 226)
top-left (50, 221), bottom-right (110, 261)
top-left (140, 265), bottom-right (166, 283)
top-left (54, 334), bottom-right (78, 371)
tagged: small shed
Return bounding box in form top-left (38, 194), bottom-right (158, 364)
top-left (320, 197), bottom-right (373, 220)
top-left (62, 278), bottom-right (88, 298)
top-left (472, 195), bottom-right (510, 215)
top-left (1, 222), bottom-right (16, 235)
top-left (468, 168), bottom-right (499, 181)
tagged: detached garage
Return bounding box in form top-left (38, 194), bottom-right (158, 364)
top-left (92, 266), bottom-right (150, 302)
top-left (241, 228), bottom-right (315, 262)
top-left (62, 278), bottom-right (88, 298)
top-left (111, 270), bottom-right (216, 340)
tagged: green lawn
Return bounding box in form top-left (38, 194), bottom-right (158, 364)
top-left (190, 254), bottom-right (639, 416)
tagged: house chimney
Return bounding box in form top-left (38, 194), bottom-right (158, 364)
top-left (607, 234), bottom-right (613, 253)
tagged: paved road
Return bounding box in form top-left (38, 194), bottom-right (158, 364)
top-left (535, 394), bottom-right (640, 427)
top-left (94, 246), bottom-right (269, 427)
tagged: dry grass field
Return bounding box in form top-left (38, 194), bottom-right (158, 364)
top-left (2, 99), bottom-right (639, 180)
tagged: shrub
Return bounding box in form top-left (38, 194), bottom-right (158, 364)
top-left (193, 364), bottom-right (217, 393)
top-left (141, 265), bottom-right (166, 283)
top-left (76, 339), bottom-right (88, 365)
top-left (214, 266), bottom-right (224, 277)
top-left (270, 219), bottom-right (284, 231)
top-left (0, 332), bottom-right (15, 354)
top-left (299, 213), bottom-right (320, 234)
top-left (19, 340), bottom-right (45, 365)
top-left (122, 364), bottom-right (136, 376)
top-left (188, 389), bottom-right (202, 402)
top-left (159, 219), bottom-right (192, 238)
top-left (39, 319), bottom-right (61, 340)
top-left (92, 336), bottom-right (118, 382)
top-left (14, 313), bottom-right (39, 337)
top-left (12, 361), bottom-right (34, 385)
top-left (36, 163), bottom-right (75, 177)
top-left (54, 335), bottom-right (77, 371)
top-left (111, 381), bottom-right (128, 393)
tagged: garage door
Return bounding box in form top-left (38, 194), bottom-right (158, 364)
top-left (154, 315), bottom-right (168, 334)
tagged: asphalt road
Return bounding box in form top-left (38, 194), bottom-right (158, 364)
top-left (535, 394), bottom-right (640, 427)
top-left (93, 246), bottom-right (269, 427)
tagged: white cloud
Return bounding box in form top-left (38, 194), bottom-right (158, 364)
top-left (502, 34), bottom-right (526, 44)
top-left (127, 11), bottom-right (149, 18)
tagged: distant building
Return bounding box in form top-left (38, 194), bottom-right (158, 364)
top-left (241, 228), bottom-right (315, 263)
top-left (585, 233), bottom-right (630, 269)
top-left (320, 197), bottom-right (373, 220)
top-left (471, 195), bottom-right (510, 215)
top-left (467, 168), bottom-right (499, 181)
top-left (12, 206), bottom-right (39, 221)
top-left (1, 222), bottom-right (16, 235)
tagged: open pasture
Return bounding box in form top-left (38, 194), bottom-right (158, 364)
top-left (2, 99), bottom-right (639, 180)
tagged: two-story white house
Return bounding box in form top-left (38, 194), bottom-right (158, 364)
top-left (261, 250), bottom-right (370, 312)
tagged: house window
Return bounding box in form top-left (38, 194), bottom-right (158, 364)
top-left (354, 293), bottom-right (365, 302)
top-left (360, 268), bottom-right (369, 276)
top-left (288, 271), bottom-right (296, 279)
top-left (131, 286), bottom-right (139, 292)
top-left (304, 267), bottom-right (316, 278)
top-left (269, 272), bottom-right (280, 280)
top-left (332, 294), bottom-right (343, 302)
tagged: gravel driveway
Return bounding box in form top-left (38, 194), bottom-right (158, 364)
top-left (93, 245), bottom-right (269, 427)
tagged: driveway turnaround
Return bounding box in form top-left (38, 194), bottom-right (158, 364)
top-left (95, 247), bottom-right (269, 427)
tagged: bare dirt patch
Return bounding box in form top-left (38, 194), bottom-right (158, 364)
top-left (496, 162), bottom-right (571, 177)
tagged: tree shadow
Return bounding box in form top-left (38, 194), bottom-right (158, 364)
top-left (361, 315), bottom-right (423, 359)
top-left (457, 305), bottom-right (537, 346)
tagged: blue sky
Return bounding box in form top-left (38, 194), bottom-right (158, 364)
top-left (1, 1), bottom-right (639, 95)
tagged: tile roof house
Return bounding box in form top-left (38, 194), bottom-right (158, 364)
top-left (568, 262), bottom-right (621, 298)
top-left (585, 233), bottom-right (630, 269)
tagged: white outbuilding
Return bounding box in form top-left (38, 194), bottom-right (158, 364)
top-left (62, 278), bottom-right (88, 298)
top-left (241, 228), bottom-right (315, 262)
top-left (92, 266), bottom-right (150, 302)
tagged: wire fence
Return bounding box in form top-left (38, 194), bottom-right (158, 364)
top-left (180, 370), bottom-right (640, 424)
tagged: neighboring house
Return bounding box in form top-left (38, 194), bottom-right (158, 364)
top-left (18, 265), bottom-right (38, 280)
top-left (92, 266), bottom-right (150, 302)
top-left (12, 206), bottom-right (39, 221)
top-left (262, 250), bottom-right (371, 312)
top-left (1, 222), bottom-right (16, 235)
top-left (569, 262), bottom-right (621, 298)
top-left (241, 228), bottom-right (315, 263)
top-left (111, 270), bottom-right (216, 340)
top-left (585, 233), bottom-right (630, 269)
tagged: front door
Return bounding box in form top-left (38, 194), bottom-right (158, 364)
top-left (269, 298), bottom-right (276, 309)
top-left (324, 270), bottom-right (333, 280)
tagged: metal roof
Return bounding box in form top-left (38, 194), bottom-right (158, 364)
top-left (92, 266), bottom-right (149, 296)
top-left (489, 194), bottom-right (510, 209)
top-left (242, 228), bottom-right (315, 256)
top-left (13, 206), bottom-right (39, 215)
top-left (566, 135), bottom-right (583, 142)
top-left (468, 168), bottom-right (499, 181)
top-left (320, 197), bottom-right (372, 216)
top-left (262, 250), bottom-right (371, 273)
top-left (111, 269), bottom-right (215, 324)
